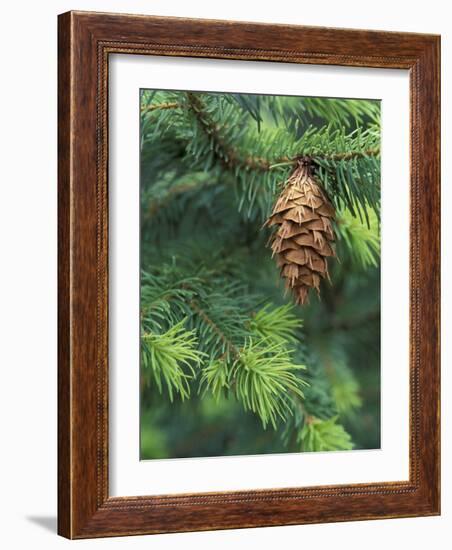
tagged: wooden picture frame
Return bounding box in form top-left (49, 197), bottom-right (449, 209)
top-left (58, 10), bottom-right (440, 539)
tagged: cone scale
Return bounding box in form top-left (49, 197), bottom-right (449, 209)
top-left (265, 157), bottom-right (336, 305)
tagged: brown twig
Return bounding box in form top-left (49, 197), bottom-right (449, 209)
top-left (189, 300), bottom-right (241, 360)
top-left (141, 101), bottom-right (181, 113)
top-left (320, 148), bottom-right (380, 161)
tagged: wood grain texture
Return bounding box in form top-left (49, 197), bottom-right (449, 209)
top-left (57, 10), bottom-right (72, 538)
top-left (57, 10), bottom-right (440, 539)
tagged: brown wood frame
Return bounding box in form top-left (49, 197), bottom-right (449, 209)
top-left (58, 10), bottom-right (440, 539)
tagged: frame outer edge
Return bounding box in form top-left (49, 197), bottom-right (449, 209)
top-left (408, 37), bottom-right (441, 516)
top-left (426, 36), bottom-right (440, 516)
top-left (57, 11), bottom-right (73, 539)
top-left (436, 37), bottom-right (441, 516)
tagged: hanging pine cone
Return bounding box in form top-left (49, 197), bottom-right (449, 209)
top-left (265, 157), bottom-right (336, 305)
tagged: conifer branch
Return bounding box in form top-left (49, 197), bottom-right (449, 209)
top-left (186, 92), bottom-right (379, 174)
top-left (186, 92), bottom-right (271, 171)
top-left (144, 179), bottom-right (215, 220)
top-left (270, 149), bottom-right (380, 168)
top-left (143, 92), bottom-right (380, 223)
top-left (189, 299), bottom-right (242, 360)
top-left (320, 148), bottom-right (380, 161)
top-left (298, 416), bottom-right (354, 451)
top-left (141, 101), bottom-right (181, 113)
top-left (141, 320), bottom-right (205, 401)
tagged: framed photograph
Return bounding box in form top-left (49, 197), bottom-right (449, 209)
top-left (58, 11), bottom-right (440, 539)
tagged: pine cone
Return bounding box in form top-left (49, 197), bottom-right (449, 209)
top-left (265, 157), bottom-right (336, 305)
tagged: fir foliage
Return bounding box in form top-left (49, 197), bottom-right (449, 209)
top-left (141, 320), bottom-right (204, 401)
top-left (299, 416), bottom-right (354, 452)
